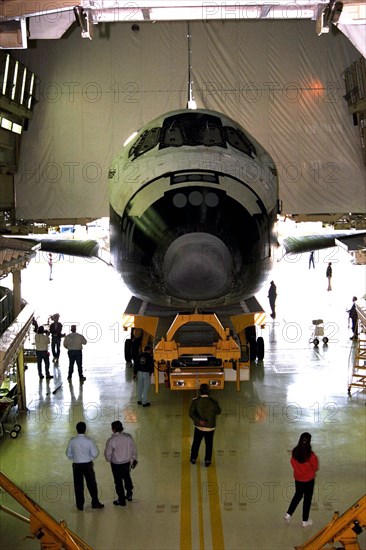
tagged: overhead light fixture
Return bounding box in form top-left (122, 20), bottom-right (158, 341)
top-left (316, 1), bottom-right (343, 35)
top-left (326, 1), bottom-right (343, 25)
top-left (12, 122), bottom-right (23, 134)
top-left (73, 6), bottom-right (94, 40)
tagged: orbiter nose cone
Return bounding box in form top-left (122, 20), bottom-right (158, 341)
top-left (162, 232), bottom-right (232, 301)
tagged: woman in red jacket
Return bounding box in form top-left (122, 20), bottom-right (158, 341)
top-left (284, 432), bottom-right (319, 527)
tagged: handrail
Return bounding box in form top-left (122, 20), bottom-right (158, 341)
top-left (356, 303), bottom-right (366, 332)
top-left (0, 303), bottom-right (34, 383)
top-left (0, 471), bottom-right (93, 550)
top-left (0, 503), bottom-right (30, 523)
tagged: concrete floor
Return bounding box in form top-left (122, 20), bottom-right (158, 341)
top-left (0, 240), bottom-right (365, 550)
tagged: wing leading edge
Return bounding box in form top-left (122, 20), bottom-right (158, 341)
top-left (282, 232), bottom-right (366, 255)
top-left (1, 236), bottom-right (108, 263)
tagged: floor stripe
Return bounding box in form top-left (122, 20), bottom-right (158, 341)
top-left (207, 461), bottom-right (225, 550)
top-left (181, 394), bottom-right (225, 550)
top-left (180, 393), bottom-right (192, 550)
top-left (196, 462), bottom-right (205, 550)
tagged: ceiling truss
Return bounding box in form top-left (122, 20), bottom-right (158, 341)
top-left (0, 1), bottom-right (365, 53)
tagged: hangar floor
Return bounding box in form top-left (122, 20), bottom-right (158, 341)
top-left (0, 243), bottom-right (365, 550)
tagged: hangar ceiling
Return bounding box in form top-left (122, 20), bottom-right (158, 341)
top-left (0, 1), bottom-right (365, 56)
top-left (0, 2), bottom-right (365, 228)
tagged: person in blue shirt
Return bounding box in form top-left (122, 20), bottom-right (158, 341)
top-left (66, 421), bottom-right (104, 511)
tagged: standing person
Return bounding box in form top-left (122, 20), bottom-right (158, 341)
top-left (48, 253), bottom-right (53, 280)
top-left (189, 383), bottom-right (221, 467)
top-left (134, 345), bottom-right (154, 407)
top-left (309, 251), bottom-right (315, 269)
top-left (268, 280), bottom-right (277, 319)
top-left (284, 432), bottom-right (318, 527)
top-left (65, 421), bottom-right (104, 511)
top-left (104, 420), bottom-right (138, 506)
top-left (35, 326), bottom-right (53, 380)
top-left (64, 325), bottom-right (87, 382)
top-left (347, 296), bottom-right (358, 340)
top-left (49, 313), bottom-right (65, 363)
top-left (326, 262), bottom-right (332, 291)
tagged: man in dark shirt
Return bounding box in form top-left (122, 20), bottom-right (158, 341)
top-left (134, 345), bottom-right (154, 407)
top-left (326, 262), bottom-right (332, 291)
top-left (268, 280), bottom-right (277, 319)
top-left (49, 313), bottom-right (64, 363)
top-left (348, 296), bottom-right (358, 340)
top-left (189, 383), bottom-right (221, 467)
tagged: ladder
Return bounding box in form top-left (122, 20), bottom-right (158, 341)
top-left (348, 338), bottom-right (366, 396)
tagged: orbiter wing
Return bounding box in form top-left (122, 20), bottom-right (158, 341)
top-left (282, 231), bottom-right (366, 255)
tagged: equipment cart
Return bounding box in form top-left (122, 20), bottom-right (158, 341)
top-left (310, 319), bottom-right (329, 346)
top-left (0, 385), bottom-right (21, 439)
top-left (23, 348), bottom-right (37, 366)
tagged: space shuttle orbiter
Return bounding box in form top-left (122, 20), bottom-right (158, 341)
top-left (108, 108), bottom-right (279, 310)
top-left (4, 108), bottom-right (365, 314)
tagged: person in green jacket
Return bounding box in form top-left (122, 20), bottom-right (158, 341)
top-left (189, 383), bottom-right (221, 467)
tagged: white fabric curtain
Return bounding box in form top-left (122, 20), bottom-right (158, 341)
top-left (15, 20), bottom-right (365, 219)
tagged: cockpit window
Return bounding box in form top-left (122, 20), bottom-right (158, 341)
top-left (128, 113), bottom-right (256, 160)
top-left (225, 127), bottom-right (256, 157)
top-left (128, 127), bottom-right (160, 159)
top-left (160, 113), bottom-right (226, 149)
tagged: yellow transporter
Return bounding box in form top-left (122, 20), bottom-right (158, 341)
top-left (122, 297), bottom-right (266, 392)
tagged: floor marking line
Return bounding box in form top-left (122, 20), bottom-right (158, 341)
top-left (207, 462), bottom-right (225, 550)
top-left (196, 462), bottom-right (205, 550)
top-left (180, 393), bottom-right (192, 550)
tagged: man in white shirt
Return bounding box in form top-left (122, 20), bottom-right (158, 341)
top-left (104, 420), bottom-right (138, 506)
top-left (65, 421), bottom-right (104, 511)
top-left (63, 324), bottom-right (87, 382)
top-left (35, 325), bottom-right (53, 380)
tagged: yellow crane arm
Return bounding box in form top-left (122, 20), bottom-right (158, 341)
top-left (0, 471), bottom-right (93, 550)
top-left (295, 494), bottom-right (366, 550)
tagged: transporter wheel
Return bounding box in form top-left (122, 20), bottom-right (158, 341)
top-left (124, 339), bottom-right (132, 363)
top-left (13, 424), bottom-right (21, 433)
top-left (249, 340), bottom-right (257, 361)
top-left (10, 430), bottom-right (18, 439)
top-left (313, 338), bottom-right (319, 347)
top-left (240, 345), bottom-right (249, 363)
top-left (245, 326), bottom-right (257, 361)
top-left (322, 337), bottom-right (329, 344)
top-left (256, 337), bottom-right (265, 360)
